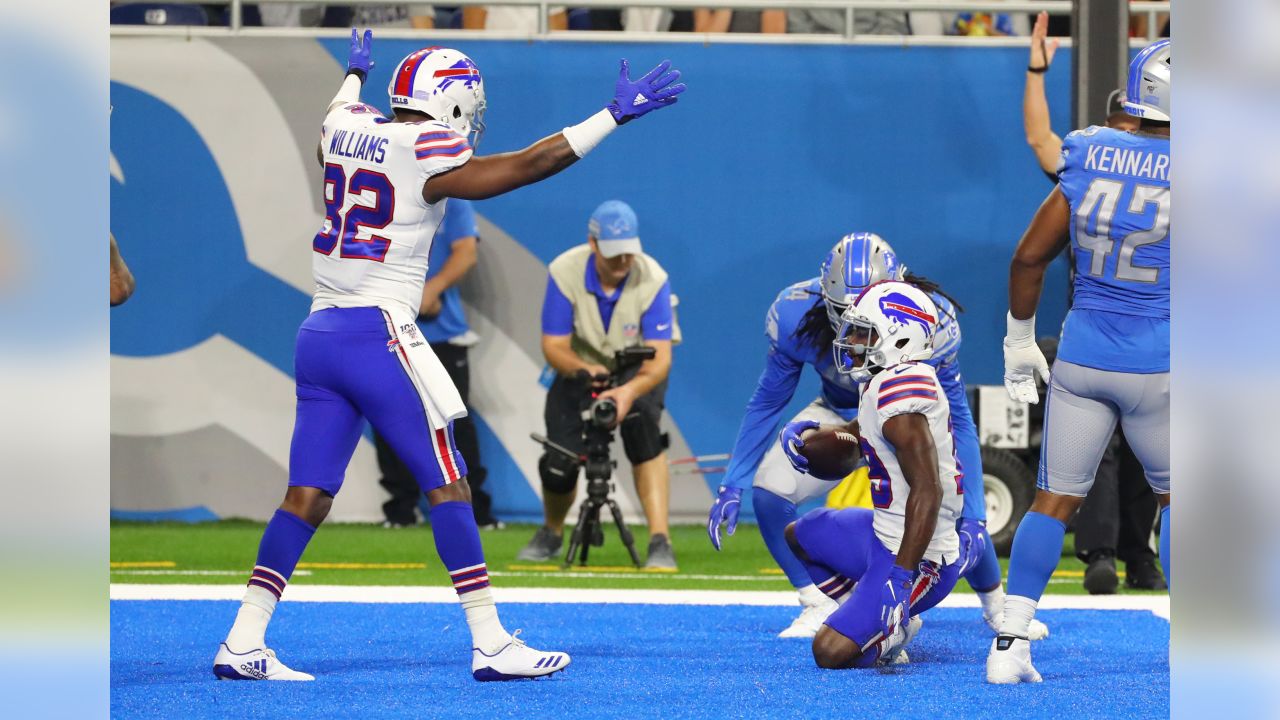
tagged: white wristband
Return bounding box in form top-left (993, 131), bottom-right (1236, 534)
top-left (562, 109), bottom-right (617, 158)
top-left (1005, 312), bottom-right (1036, 346)
top-left (328, 73), bottom-right (363, 109)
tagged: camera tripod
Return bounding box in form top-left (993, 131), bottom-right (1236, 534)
top-left (530, 433), bottom-right (642, 569)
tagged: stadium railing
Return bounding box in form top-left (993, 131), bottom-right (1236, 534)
top-left (108, 0), bottom-right (1170, 45)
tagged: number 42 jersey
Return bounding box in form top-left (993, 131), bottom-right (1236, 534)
top-left (1057, 126), bottom-right (1170, 373)
top-left (311, 102), bottom-right (473, 318)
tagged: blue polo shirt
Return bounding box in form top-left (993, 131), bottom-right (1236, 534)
top-left (542, 259), bottom-right (673, 340)
top-left (420, 199), bottom-right (478, 343)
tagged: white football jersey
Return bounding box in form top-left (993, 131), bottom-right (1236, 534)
top-left (857, 361), bottom-right (964, 565)
top-left (310, 102), bottom-right (473, 318)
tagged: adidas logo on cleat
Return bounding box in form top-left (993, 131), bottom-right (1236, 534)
top-left (533, 655), bottom-right (565, 670)
top-left (239, 658), bottom-right (269, 679)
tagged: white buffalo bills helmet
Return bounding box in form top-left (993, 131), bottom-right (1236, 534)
top-left (833, 281), bottom-right (938, 383)
top-left (820, 232), bottom-right (904, 330)
top-left (389, 47), bottom-right (487, 144)
top-left (1123, 39), bottom-right (1171, 122)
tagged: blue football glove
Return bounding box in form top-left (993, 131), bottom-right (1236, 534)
top-left (955, 517), bottom-right (990, 578)
top-left (879, 564), bottom-right (915, 639)
top-left (780, 420), bottom-right (820, 474)
top-left (607, 59), bottom-right (686, 124)
top-left (707, 486), bottom-right (742, 551)
top-left (348, 28), bottom-right (374, 79)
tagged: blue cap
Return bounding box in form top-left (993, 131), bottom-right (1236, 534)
top-left (587, 200), bottom-right (641, 258)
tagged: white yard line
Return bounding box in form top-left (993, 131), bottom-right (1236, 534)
top-left (109, 583), bottom-right (1169, 618)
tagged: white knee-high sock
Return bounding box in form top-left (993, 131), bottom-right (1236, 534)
top-left (460, 587), bottom-right (510, 654)
top-left (225, 585), bottom-right (278, 652)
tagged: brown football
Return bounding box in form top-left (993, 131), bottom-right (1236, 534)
top-left (800, 428), bottom-right (862, 481)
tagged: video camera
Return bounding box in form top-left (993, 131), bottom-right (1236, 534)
top-left (531, 346), bottom-right (656, 568)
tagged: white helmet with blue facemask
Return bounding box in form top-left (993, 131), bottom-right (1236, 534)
top-left (1123, 39), bottom-right (1171, 122)
top-left (819, 232), bottom-right (904, 330)
top-left (833, 281), bottom-right (938, 383)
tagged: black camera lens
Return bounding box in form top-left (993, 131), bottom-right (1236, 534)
top-left (590, 397), bottom-right (617, 427)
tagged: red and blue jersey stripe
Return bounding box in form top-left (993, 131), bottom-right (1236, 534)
top-left (878, 387), bottom-right (939, 410)
top-left (415, 130), bottom-right (470, 161)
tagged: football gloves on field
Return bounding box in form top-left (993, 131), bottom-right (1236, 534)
top-left (608, 59), bottom-right (686, 124)
top-left (1002, 313), bottom-right (1049, 404)
top-left (780, 420), bottom-right (820, 474)
top-left (706, 486), bottom-right (742, 551)
top-left (878, 565), bottom-right (915, 645)
top-left (348, 28), bottom-right (374, 79)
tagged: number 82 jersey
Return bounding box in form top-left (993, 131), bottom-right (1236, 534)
top-left (1057, 126), bottom-right (1170, 373)
top-left (310, 102), bottom-right (474, 318)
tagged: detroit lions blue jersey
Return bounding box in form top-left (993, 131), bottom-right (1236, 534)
top-left (1057, 126), bottom-right (1170, 373)
top-left (721, 279), bottom-right (861, 490)
top-left (924, 294), bottom-right (972, 432)
top-left (720, 281), bottom-right (981, 503)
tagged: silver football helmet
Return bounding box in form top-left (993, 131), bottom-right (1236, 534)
top-left (1123, 39), bottom-right (1170, 122)
top-left (819, 232), bottom-right (905, 330)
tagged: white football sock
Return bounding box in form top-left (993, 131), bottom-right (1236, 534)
top-left (1000, 595), bottom-right (1039, 638)
top-left (978, 585), bottom-right (1006, 621)
top-left (796, 583), bottom-right (830, 607)
top-left (225, 585), bottom-right (277, 653)
top-left (460, 587), bottom-right (510, 654)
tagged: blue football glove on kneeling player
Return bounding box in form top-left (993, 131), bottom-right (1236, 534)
top-left (780, 420), bottom-right (820, 474)
top-left (707, 486), bottom-right (742, 551)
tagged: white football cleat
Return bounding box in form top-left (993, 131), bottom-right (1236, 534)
top-left (213, 644), bottom-right (314, 681)
top-left (880, 615), bottom-right (923, 666)
top-left (986, 635), bottom-right (1042, 684)
top-left (984, 612), bottom-right (1050, 641)
top-left (778, 595), bottom-right (837, 638)
top-left (472, 630), bottom-right (570, 681)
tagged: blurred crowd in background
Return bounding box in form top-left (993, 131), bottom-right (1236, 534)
top-left (109, 1), bottom-right (1170, 37)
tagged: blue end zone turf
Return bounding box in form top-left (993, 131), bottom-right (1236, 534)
top-left (111, 600), bottom-right (1168, 719)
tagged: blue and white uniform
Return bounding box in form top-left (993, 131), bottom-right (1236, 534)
top-left (721, 279), bottom-right (861, 504)
top-left (717, 275), bottom-right (999, 607)
top-left (293, 101), bottom-right (477, 497)
top-left (722, 280), bottom-right (985, 519)
top-left (1043, 126), bottom-right (1170, 496)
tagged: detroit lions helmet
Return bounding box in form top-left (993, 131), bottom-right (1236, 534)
top-left (1123, 39), bottom-right (1170, 122)
top-left (833, 281), bottom-right (938, 383)
top-left (388, 47), bottom-right (487, 145)
top-left (820, 233), bottom-right (904, 329)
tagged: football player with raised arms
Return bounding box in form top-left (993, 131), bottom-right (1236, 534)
top-left (986, 39), bottom-right (1170, 684)
top-left (781, 282), bottom-right (970, 668)
top-left (213, 29), bottom-right (685, 682)
top-left (707, 234), bottom-right (1045, 642)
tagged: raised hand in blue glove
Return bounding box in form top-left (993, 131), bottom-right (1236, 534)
top-left (607, 59), bottom-right (686, 124)
top-left (707, 486), bottom-right (742, 551)
top-left (879, 564), bottom-right (915, 640)
top-left (347, 28), bottom-right (374, 79)
top-left (780, 420), bottom-right (820, 474)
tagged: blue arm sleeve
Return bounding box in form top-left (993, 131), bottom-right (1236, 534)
top-left (719, 346), bottom-right (805, 489)
top-left (640, 280), bottom-right (673, 341)
top-left (541, 275), bottom-right (575, 336)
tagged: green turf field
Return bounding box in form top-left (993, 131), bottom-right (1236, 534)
top-left (110, 521), bottom-right (1162, 596)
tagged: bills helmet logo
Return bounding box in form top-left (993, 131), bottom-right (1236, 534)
top-left (433, 57), bottom-right (482, 91)
top-left (879, 291), bottom-right (936, 338)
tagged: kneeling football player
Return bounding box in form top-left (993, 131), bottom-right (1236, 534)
top-left (780, 282), bottom-right (973, 668)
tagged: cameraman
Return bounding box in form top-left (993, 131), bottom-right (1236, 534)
top-left (517, 200), bottom-right (679, 569)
